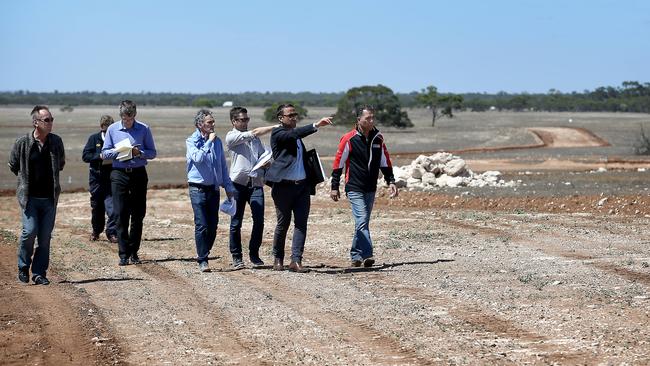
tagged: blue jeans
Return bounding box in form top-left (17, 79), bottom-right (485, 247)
top-left (229, 183), bottom-right (265, 260)
top-left (189, 185), bottom-right (219, 263)
top-left (18, 197), bottom-right (57, 277)
top-left (347, 191), bottom-right (376, 261)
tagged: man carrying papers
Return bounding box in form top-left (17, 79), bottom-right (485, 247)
top-left (102, 100), bottom-right (157, 266)
top-left (225, 106), bottom-right (275, 269)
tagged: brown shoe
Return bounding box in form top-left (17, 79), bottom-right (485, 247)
top-left (363, 257), bottom-right (375, 267)
top-left (108, 235), bottom-right (118, 243)
top-left (351, 259), bottom-right (362, 267)
top-left (273, 258), bottom-right (284, 271)
top-left (288, 261), bottom-right (309, 273)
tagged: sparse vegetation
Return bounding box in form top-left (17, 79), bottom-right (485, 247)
top-left (633, 124), bottom-right (650, 155)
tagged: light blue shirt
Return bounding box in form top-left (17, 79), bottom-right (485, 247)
top-left (186, 129), bottom-right (234, 192)
top-left (282, 139), bottom-right (306, 180)
top-left (102, 120), bottom-right (157, 169)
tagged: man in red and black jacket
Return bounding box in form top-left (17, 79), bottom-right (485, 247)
top-left (330, 105), bottom-right (398, 267)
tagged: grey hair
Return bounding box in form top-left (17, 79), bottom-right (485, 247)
top-left (194, 108), bottom-right (213, 128)
top-left (119, 100), bottom-right (137, 117)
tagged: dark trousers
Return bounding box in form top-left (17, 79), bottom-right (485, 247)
top-left (189, 184), bottom-right (219, 263)
top-left (271, 181), bottom-right (310, 262)
top-left (89, 169), bottom-right (117, 237)
top-left (229, 182), bottom-right (265, 260)
top-left (111, 168), bottom-right (148, 260)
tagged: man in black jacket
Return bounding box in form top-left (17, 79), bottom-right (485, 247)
top-left (330, 105), bottom-right (398, 267)
top-left (82, 115), bottom-right (118, 243)
top-left (265, 104), bottom-right (332, 272)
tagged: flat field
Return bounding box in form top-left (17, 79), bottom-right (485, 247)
top-left (1, 106), bottom-right (649, 365)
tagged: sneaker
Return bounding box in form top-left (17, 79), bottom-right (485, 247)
top-left (250, 256), bottom-right (265, 266)
top-left (130, 255), bottom-right (142, 264)
top-left (351, 259), bottom-right (362, 267)
top-left (232, 258), bottom-right (245, 270)
top-left (363, 257), bottom-right (375, 267)
top-left (118, 258), bottom-right (129, 266)
top-left (199, 262), bottom-right (210, 273)
top-left (32, 275), bottom-right (50, 285)
top-left (107, 234), bottom-right (119, 243)
top-left (18, 269), bottom-right (29, 283)
top-left (90, 232), bottom-right (100, 241)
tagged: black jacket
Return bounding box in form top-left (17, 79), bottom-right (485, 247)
top-left (265, 124), bottom-right (318, 193)
top-left (82, 131), bottom-right (112, 181)
top-left (330, 127), bottom-right (395, 193)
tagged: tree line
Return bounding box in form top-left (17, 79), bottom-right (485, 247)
top-left (1, 81), bottom-right (648, 112)
top-left (1, 81), bottom-right (648, 129)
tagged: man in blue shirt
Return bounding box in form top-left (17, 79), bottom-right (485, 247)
top-left (102, 100), bottom-right (157, 266)
top-left (186, 109), bottom-right (235, 272)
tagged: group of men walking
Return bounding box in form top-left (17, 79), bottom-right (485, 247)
top-left (10, 101), bottom-right (398, 285)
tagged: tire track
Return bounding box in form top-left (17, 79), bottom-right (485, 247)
top-left (224, 270), bottom-right (440, 365)
top-left (0, 243), bottom-right (122, 365)
top-left (57, 223), bottom-right (270, 365)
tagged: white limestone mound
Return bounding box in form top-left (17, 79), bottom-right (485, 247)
top-left (384, 152), bottom-right (519, 190)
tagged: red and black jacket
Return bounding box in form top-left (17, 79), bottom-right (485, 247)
top-left (331, 127), bottom-right (395, 193)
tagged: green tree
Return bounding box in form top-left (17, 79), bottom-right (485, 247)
top-left (192, 98), bottom-right (216, 108)
top-left (263, 102), bottom-right (308, 123)
top-left (335, 85), bottom-right (412, 128)
top-left (415, 86), bottom-right (464, 127)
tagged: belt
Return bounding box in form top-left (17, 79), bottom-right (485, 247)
top-left (189, 182), bottom-right (216, 190)
top-left (280, 179), bottom-right (306, 185)
top-left (113, 166), bottom-right (145, 173)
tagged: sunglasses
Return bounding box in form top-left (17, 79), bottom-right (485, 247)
top-left (282, 113), bottom-right (299, 118)
top-left (37, 117), bottom-right (55, 123)
top-left (234, 117), bottom-right (250, 122)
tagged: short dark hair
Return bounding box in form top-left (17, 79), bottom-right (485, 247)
top-left (355, 104), bottom-right (375, 118)
top-left (229, 106), bottom-right (248, 122)
top-left (276, 103), bottom-right (295, 118)
top-left (99, 115), bottom-right (114, 129)
top-left (194, 108), bottom-right (213, 128)
top-left (119, 100), bottom-right (137, 117)
top-left (30, 105), bottom-right (50, 121)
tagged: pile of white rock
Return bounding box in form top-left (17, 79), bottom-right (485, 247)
top-left (386, 152), bottom-right (518, 190)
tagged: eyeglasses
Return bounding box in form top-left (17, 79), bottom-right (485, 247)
top-left (282, 113), bottom-right (299, 118)
top-left (36, 117), bottom-right (54, 123)
top-left (234, 117), bottom-right (250, 122)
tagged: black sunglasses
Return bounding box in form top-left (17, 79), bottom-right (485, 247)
top-left (234, 117), bottom-right (250, 122)
top-left (282, 113), bottom-right (299, 118)
top-left (37, 117), bottom-right (55, 123)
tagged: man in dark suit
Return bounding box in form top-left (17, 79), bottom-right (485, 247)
top-left (82, 115), bottom-right (118, 243)
top-left (265, 103), bottom-right (333, 272)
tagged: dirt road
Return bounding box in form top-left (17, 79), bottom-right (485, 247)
top-left (1, 186), bottom-right (649, 365)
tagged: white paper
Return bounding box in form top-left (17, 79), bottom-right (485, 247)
top-left (249, 148), bottom-right (272, 177)
top-left (115, 138), bottom-right (136, 161)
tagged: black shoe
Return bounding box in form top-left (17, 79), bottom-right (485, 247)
top-left (32, 275), bottom-right (50, 285)
top-left (90, 232), bottom-right (100, 241)
top-left (118, 258), bottom-right (129, 266)
top-left (250, 256), bottom-right (265, 266)
top-left (130, 255), bottom-right (142, 264)
top-left (232, 258), bottom-right (245, 270)
top-left (18, 269), bottom-right (29, 283)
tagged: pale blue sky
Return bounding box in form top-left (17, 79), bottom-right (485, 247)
top-left (1, 0), bottom-right (648, 94)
